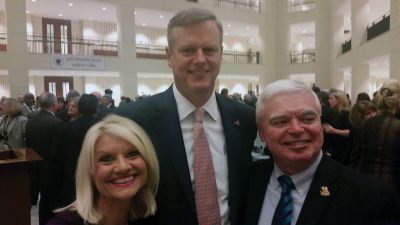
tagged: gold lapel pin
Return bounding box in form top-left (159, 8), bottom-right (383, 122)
top-left (320, 186), bottom-right (330, 197)
top-left (234, 120), bottom-right (240, 126)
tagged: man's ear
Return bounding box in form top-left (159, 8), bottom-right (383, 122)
top-left (166, 47), bottom-right (172, 68)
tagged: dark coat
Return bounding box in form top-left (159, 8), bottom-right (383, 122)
top-left (243, 154), bottom-right (400, 225)
top-left (117, 86), bottom-right (257, 225)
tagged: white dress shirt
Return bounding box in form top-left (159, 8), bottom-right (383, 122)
top-left (173, 84), bottom-right (229, 225)
top-left (258, 151), bottom-right (323, 225)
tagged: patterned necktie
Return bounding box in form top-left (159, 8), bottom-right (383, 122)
top-left (193, 108), bottom-right (221, 225)
top-left (271, 175), bottom-right (296, 225)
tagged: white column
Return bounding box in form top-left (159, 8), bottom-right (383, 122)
top-left (351, 0), bottom-right (369, 47)
top-left (5, 0), bottom-right (29, 95)
top-left (332, 71), bottom-right (345, 91)
top-left (116, 3), bottom-right (137, 98)
top-left (315, 0), bottom-right (331, 89)
top-left (352, 64), bottom-right (370, 99)
top-left (332, 16), bottom-right (345, 58)
top-left (390, 51), bottom-right (400, 80)
top-left (390, 0), bottom-right (400, 28)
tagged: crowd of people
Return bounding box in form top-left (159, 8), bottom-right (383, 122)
top-left (2, 7), bottom-right (399, 225)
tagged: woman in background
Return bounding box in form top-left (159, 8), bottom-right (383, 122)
top-left (0, 98), bottom-right (27, 148)
top-left (47, 115), bottom-right (159, 225)
top-left (355, 80), bottom-right (400, 192)
top-left (67, 97), bottom-right (80, 121)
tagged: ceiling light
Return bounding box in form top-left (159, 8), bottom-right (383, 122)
top-left (302, 30), bottom-right (306, 34)
top-left (227, 24), bottom-right (231, 28)
top-left (58, 13), bottom-right (63, 17)
top-left (68, 3), bottom-right (74, 7)
top-left (142, 23), bottom-right (146, 27)
top-left (160, 15), bottom-right (164, 19)
top-left (246, 26), bottom-right (250, 30)
top-left (89, 17), bottom-right (93, 20)
top-left (26, 10), bottom-right (30, 14)
top-left (102, 7), bottom-right (107, 11)
top-left (224, 32), bottom-right (229, 36)
top-left (32, 0), bottom-right (37, 2)
top-left (134, 11), bottom-right (136, 15)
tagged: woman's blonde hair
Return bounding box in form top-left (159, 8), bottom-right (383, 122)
top-left (330, 90), bottom-right (350, 112)
top-left (375, 79), bottom-right (400, 115)
top-left (74, 115), bottom-right (159, 224)
top-left (4, 98), bottom-right (23, 118)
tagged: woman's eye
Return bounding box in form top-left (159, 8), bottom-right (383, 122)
top-left (99, 155), bottom-right (114, 163)
top-left (127, 150), bottom-right (140, 158)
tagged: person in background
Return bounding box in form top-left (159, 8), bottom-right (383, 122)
top-left (355, 79), bottom-right (400, 192)
top-left (243, 79), bottom-right (400, 225)
top-left (348, 100), bottom-right (377, 168)
top-left (101, 94), bottom-right (115, 109)
top-left (323, 90), bottom-right (352, 165)
top-left (46, 115), bottom-right (159, 225)
top-left (67, 96), bottom-right (80, 121)
top-left (22, 92), bottom-right (36, 117)
top-left (0, 98), bottom-right (27, 148)
top-left (220, 88), bottom-right (228, 97)
top-left (55, 97), bottom-right (66, 114)
top-left (117, 8), bottom-right (256, 225)
top-left (104, 88), bottom-right (115, 108)
top-left (48, 94), bottom-right (99, 215)
top-left (17, 93), bottom-right (25, 104)
top-left (25, 92), bottom-right (62, 224)
top-left (56, 90), bottom-right (80, 121)
top-left (355, 92), bottom-right (371, 103)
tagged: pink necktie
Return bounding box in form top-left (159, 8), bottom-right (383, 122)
top-left (193, 108), bottom-right (221, 225)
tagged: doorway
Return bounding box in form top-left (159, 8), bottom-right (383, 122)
top-left (42, 18), bottom-right (72, 54)
top-left (44, 76), bottom-right (74, 98)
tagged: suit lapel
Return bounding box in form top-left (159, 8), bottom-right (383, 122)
top-left (296, 155), bottom-right (340, 225)
top-left (245, 160), bottom-right (274, 225)
top-left (151, 87), bottom-right (196, 214)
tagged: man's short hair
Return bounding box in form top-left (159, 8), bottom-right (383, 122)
top-left (78, 94), bottom-right (98, 116)
top-left (39, 92), bottom-right (57, 110)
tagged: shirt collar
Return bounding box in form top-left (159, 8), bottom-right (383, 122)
top-left (173, 83), bottom-right (218, 121)
top-left (271, 151), bottom-right (323, 196)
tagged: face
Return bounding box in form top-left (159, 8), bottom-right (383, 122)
top-left (24, 94), bottom-right (35, 107)
top-left (93, 133), bottom-right (147, 202)
top-left (328, 94), bottom-right (338, 108)
top-left (1, 100), bottom-right (9, 114)
top-left (258, 91), bottom-right (323, 174)
top-left (101, 97), bottom-right (111, 106)
top-left (166, 20), bottom-right (222, 100)
top-left (67, 102), bottom-right (79, 118)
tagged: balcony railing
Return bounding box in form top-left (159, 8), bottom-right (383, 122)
top-left (0, 32), bottom-right (7, 51)
top-left (214, 0), bottom-right (261, 13)
top-left (136, 43), bottom-right (261, 64)
top-left (288, 0), bottom-right (315, 13)
top-left (341, 39), bottom-right (351, 54)
top-left (27, 34), bottom-right (119, 57)
top-left (290, 50), bottom-right (315, 64)
top-left (367, 12), bottom-right (390, 41)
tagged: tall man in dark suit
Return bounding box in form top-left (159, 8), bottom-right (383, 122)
top-left (25, 92), bottom-right (62, 225)
top-left (243, 79), bottom-right (400, 225)
top-left (117, 8), bottom-right (257, 225)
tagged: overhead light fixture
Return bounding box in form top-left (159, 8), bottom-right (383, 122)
top-left (68, 3), bottom-right (74, 7)
top-left (58, 13), bottom-right (63, 17)
top-left (102, 7), bottom-right (107, 11)
top-left (302, 30), bottom-right (306, 34)
top-left (32, 0), bottom-right (37, 2)
top-left (26, 10), bottom-right (30, 14)
top-left (224, 32), bottom-right (229, 36)
top-left (160, 15), bottom-right (164, 19)
top-left (134, 11), bottom-right (136, 15)
top-left (227, 24), bottom-right (231, 28)
top-left (142, 23), bottom-right (146, 27)
top-left (246, 26), bottom-right (250, 30)
top-left (89, 17), bottom-right (93, 20)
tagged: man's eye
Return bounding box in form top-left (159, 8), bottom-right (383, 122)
top-left (270, 119), bottom-right (287, 127)
top-left (180, 48), bottom-right (195, 55)
top-left (99, 155), bottom-right (114, 163)
top-left (302, 115), bottom-right (317, 124)
top-left (203, 48), bottom-right (218, 54)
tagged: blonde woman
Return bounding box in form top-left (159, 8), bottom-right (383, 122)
top-left (323, 90), bottom-right (352, 165)
top-left (47, 115), bottom-right (159, 225)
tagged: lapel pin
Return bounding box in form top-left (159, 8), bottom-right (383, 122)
top-left (234, 120), bottom-right (240, 126)
top-left (320, 186), bottom-right (330, 197)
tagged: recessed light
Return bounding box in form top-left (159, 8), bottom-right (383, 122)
top-left (246, 26), bottom-right (250, 30)
top-left (134, 11), bottom-right (136, 15)
top-left (224, 32), bottom-right (229, 36)
top-left (58, 13), bottom-right (63, 17)
top-left (26, 10), bottom-right (30, 14)
top-left (227, 24), bottom-right (231, 28)
top-left (142, 23), bottom-right (146, 27)
top-left (160, 15), bottom-right (164, 19)
top-left (68, 3), bottom-right (74, 7)
top-left (89, 17), bottom-right (93, 20)
top-left (102, 7), bottom-right (107, 11)
top-left (32, 0), bottom-right (37, 2)
top-left (302, 30), bottom-right (306, 34)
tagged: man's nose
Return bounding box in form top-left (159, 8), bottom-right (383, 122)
top-left (288, 119), bottom-right (304, 133)
top-left (193, 49), bottom-right (206, 63)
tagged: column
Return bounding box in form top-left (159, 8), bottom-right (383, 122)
top-left (351, 0), bottom-right (369, 47)
top-left (390, 0), bottom-right (400, 28)
top-left (332, 71), bottom-right (345, 91)
top-left (315, 0), bottom-right (331, 89)
top-left (352, 64), bottom-right (370, 99)
top-left (332, 16), bottom-right (345, 58)
top-left (5, 0), bottom-right (29, 96)
top-left (116, 3), bottom-right (137, 98)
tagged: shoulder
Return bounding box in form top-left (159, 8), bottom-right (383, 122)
top-left (46, 210), bottom-right (85, 225)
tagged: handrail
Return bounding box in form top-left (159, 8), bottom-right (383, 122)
top-left (288, 0), bottom-right (315, 12)
top-left (290, 50), bottom-right (315, 64)
top-left (368, 11), bottom-right (390, 28)
top-left (214, 0), bottom-right (261, 13)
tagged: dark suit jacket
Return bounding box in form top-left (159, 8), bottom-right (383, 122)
top-left (117, 86), bottom-right (257, 225)
top-left (48, 115), bottom-right (98, 210)
top-left (244, 154), bottom-right (400, 225)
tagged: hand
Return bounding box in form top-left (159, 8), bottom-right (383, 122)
top-left (323, 123), bottom-right (334, 134)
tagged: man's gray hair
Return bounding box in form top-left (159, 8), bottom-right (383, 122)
top-left (167, 7), bottom-right (223, 47)
top-left (256, 79), bottom-right (321, 122)
top-left (39, 92), bottom-right (57, 109)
